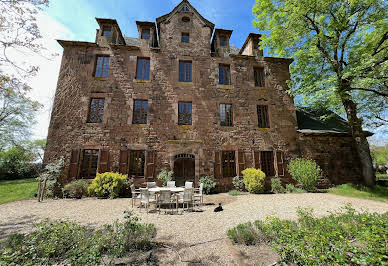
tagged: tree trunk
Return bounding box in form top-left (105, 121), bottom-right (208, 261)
top-left (339, 90), bottom-right (375, 187)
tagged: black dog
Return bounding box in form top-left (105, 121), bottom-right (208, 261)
top-left (214, 203), bottom-right (223, 212)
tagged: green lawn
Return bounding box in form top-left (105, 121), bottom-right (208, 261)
top-left (0, 178), bottom-right (38, 205)
top-left (328, 183), bottom-right (388, 203)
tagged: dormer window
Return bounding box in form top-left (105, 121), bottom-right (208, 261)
top-left (141, 28), bottom-right (150, 40)
top-left (102, 26), bottom-right (112, 37)
top-left (253, 41), bottom-right (259, 50)
top-left (220, 36), bottom-right (227, 47)
top-left (181, 33), bottom-right (190, 43)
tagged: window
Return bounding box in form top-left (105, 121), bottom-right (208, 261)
top-left (254, 68), bottom-right (265, 87)
top-left (88, 98), bottom-right (104, 123)
top-left (182, 16), bottom-right (190, 22)
top-left (257, 105), bottom-right (270, 128)
top-left (81, 149), bottom-right (99, 179)
top-left (261, 151), bottom-right (274, 176)
top-left (220, 104), bottom-right (233, 126)
top-left (179, 61), bottom-right (192, 82)
top-left (220, 36), bottom-right (227, 47)
top-left (141, 28), bottom-right (150, 40)
top-left (181, 32), bottom-right (190, 43)
top-left (222, 151), bottom-right (236, 177)
top-left (102, 26), bottom-right (112, 37)
top-left (180, 5), bottom-right (190, 12)
top-left (129, 150), bottom-right (145, 177)
top-left (253, 41), bottom-right (259, 50)
top-left (178, 102), bottom-right (192, 125)
top-left (136, 58), bottom-right (150, 80)
top-left (219, 64), bottom-right (230, 85)
top-left (94, 56), bottom-right (110, 78)
top-left (133, 100), bottom-right (148, 124)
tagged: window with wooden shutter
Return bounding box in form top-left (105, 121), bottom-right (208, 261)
top-left (98, 150), bottom-right (109, 174)
top-left (257, 105), bottom-right (270, 128)
top-left (81, 149), bottom-right (99, 179)
top-left (69, 149), bottom-right (81, 180)
top-left (276, 151), bottom-right (285, 176)
top-left (119, 150), bottom-right (128, 175)
top-left (146, 151), bottom-right (156, 179)
top-left (238, 150), bottom-right (245, 176)
top-left (253, 151), bottom-right (261, 169)
top-left (129, 150), bottom-right (145, 178)
top-left (136, 58), bottom-right (150, 80)
top-left (222, 151), bottom-right (236, 178)
top-left (94, 56), bottom-right (110, 78)
top-left (214, 151), bottom-right (222, 178)
top-left (260, 151), bottom-right (275, 177)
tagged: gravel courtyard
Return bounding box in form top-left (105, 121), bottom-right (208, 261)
top-left (1, 193), bottom-right (387, 265)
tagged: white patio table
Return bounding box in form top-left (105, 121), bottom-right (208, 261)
top-left (148, 187), bottom-right (185, 212)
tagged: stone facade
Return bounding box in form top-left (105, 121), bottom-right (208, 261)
top-left (44, 0), bottom-right (364, 190)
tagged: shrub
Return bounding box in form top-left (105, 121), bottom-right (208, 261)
top-left (285, 184), bottom-right (305, 193)
top-left (88, 172), bottom-right (127, 198)
top-left (228, 205), bottom-right (388, 265)
top-left (157, 169), bottom-right (173, 186)
top-left (37, 157), bottom-right (65, 199)
top-left (63, 180), bottom-right (89, 199)
top-left (232, 176), bottom-right (245, 191)
top-left (242, 168), bottom-right (265, 194)
top-left (0, 211), bottom-right (156, 265)
top-left (199, 175), bottom-right (216, 194)
top-left (229, 190), bottom-right (241, 196)
top-left (287, 158), bottom-right (321, 191)
top-left (271, 178), bottom-right (285, 193)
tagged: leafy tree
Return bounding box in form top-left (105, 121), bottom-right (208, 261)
top-left (253, 0), bottom-right (387, 186)
top-left (371, 144), bottom-right (388, 167)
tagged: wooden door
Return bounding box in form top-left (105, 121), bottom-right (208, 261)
top-left (174, 158), bottom-right (195, 187)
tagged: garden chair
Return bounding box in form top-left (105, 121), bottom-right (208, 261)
top-left (139, 188), bottom-right (156, 214)
top-left (167, 181), bottom-right (176, 188)
top-left (194, 183), bottom-right (204, 206)
top-left (185, 181), bottom-right (193, 188)
top-left (130, 184), bottom-right (141, 208)
top-left (178, 188), bottom-right (194, 213)
top-left (146, 182), bottom-right (157, 188)
top-left (157, 190), bottom-right (173, 214)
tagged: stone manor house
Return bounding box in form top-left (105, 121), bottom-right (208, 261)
top-left (44, 0), bottom-right (364, 190)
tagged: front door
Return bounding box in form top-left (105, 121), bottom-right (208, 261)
top-left (174, 156), bottom-right (195, 187)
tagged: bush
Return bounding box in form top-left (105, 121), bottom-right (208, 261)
top-left (271, 178), bottom-right (285, 193)
top-left (88, 172), bottom-right (127, 198)
top-left (199, 175), bottom-right (216, 194)
top-left (285, 184), bottom-right (305, 193)
top-left (37, 157), bottom-right (65, 199)
top-left (242, 168), bottom-right (265, 194)
top-left (228, 205), bottom-right (388, 265)
top-left (0, 211), bottom-right (156, 265)
top-left (232, 176), bottom-right (245, 191)
top-left (229, 190), bottom-right (241, 196)
top-left (287, 158), bottom-right (321, 191)
top-left (157, 169), bottom-right (173, 186)
top-left (63, 180), bottom-right (89, 199)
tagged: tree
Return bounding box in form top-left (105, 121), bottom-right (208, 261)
top-left (253, 0), bottom-right (387, 186)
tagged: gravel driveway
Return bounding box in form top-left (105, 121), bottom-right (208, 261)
top-left (1, 193), bottom-right (387, 265)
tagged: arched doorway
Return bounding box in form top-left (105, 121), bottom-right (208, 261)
top-left (173, 154), bottom-right (195, 187)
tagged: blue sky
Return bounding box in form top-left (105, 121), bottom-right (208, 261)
top-left (43, 0), bottom-right (259, 50)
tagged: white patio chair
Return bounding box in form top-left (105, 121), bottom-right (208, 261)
top-left (194, 183), bottom-right (204, 206)
top-left (139, 188), bottom-right (156, 214)
top-left (185, 181), bottom-right (193, 188)
top-left (167, 181), bottom-right (176, 188)
top-left (130, 184), bottom-right (141, 208)
top-left (157, 190), bottom-right (173, 214)
top-left (146, 182), bottom-right (157, 188)
top-left (178, 188), bottom-right (194, 213)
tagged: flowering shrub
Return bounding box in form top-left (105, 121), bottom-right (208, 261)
top-left (88, 172), bottom-right (127, 198)
top-left (63, 180), bottom-right (89, 199)
top-left (287, 158), bottom-right (321, 191)
top-left (242, 168), bottom-right (265, 194)
top-left (232, 176), bottom-right (245, 191)
top-left (199, 176), bottom-right (216, 194)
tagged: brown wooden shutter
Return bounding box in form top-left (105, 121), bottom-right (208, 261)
top-left (98, 150), bottom-right (109, 173)
top-left (253, 151), bottom-right (261, 169)
top-left (270, 151), bottom-right (275, 177)
top-left (68, 149), bottom-right (81, 180)
top-left (214, 151), bottom-right (222, 178)
top-left (119, 150), bottom-right (128, 175)
top-left (146, 150), bottom-right (156, 179)
top-left (276, 151), bottom-right (285, 177)
top-left (238, 150), bottom-right (245, 176)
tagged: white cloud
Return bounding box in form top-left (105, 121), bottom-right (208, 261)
top-left (27, 11), bottom-right (75, 140)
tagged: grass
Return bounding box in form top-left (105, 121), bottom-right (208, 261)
top-left (229, 190), bottom-right (241, 196)
top-left (0, 178), bottom-right (37, 205)
top-left (328, 183), bottom-right (388, 203)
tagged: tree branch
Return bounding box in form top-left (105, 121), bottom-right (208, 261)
top-left (347, 87), bottom-right (388, 97)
